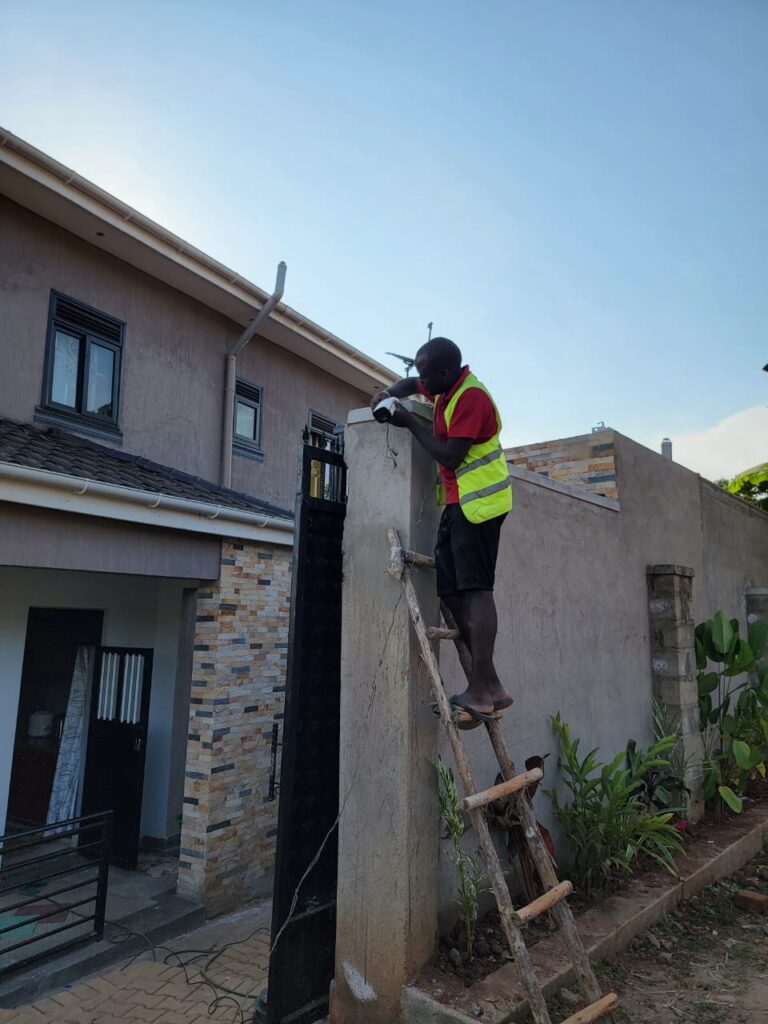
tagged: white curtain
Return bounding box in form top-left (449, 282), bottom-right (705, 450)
top-left (46, 645), bottom-right (94, 828)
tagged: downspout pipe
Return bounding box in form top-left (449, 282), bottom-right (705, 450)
top-left (221, 261), bottom-right (287, 487)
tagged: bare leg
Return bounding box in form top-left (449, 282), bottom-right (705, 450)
top-left (442, 591), bottom-right (510, 714)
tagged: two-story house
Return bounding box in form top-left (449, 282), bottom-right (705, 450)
top-left (0, 128), bottom-right (395, 918)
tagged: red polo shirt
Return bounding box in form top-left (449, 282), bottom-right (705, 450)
top-left (417, 366), bottom-right (498, 504)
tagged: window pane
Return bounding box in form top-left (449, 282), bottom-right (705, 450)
top-left (51, 331), bottom-right (80, 408)
top-left (236, 400), bottom-right (257, 440)
top-left (86, 343), bottom-right (115, 417)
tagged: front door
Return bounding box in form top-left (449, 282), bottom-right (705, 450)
top-left (81, 647), bottom-right (153, 869)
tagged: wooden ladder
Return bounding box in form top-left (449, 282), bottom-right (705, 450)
top-left (387, 529), bottom-right (618, 1024)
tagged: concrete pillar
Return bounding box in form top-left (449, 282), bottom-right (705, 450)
top-left (647, 565), bottom-right (705, 821)
top-left (332, 402), bottom-right (441, 1024)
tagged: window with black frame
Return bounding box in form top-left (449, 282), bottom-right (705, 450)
top-left (41, 292), bottom-right (124, 431)
top-left (307, 411), bottom-right (342, 451)
top-left (233, 377), bottom-right (264, 459)
top-left (306, 411), bottom-right (344, 500)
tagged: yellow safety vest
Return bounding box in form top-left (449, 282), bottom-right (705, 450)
top-left (435, 372), bottom-right (512, 524)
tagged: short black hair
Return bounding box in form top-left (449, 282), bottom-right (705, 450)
top-left (415, 337), bottom-right (462, 371)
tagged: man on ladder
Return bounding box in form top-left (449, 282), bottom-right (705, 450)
top-left (372, 336), bottom-right (513, 729)
top-left (377, 343), bottom-right (618, 1024)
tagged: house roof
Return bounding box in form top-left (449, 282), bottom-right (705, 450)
top-left (0, 417), bottom-right (293, 521)
top-left (0, 127), bottom-right (398, 395)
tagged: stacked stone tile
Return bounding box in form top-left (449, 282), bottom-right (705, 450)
top-left (178, 540), bottom-right (292, 915)
top-left (647, 565), bottom-right (705, 821)
top-left (506, 429), bottom-right (618, 499)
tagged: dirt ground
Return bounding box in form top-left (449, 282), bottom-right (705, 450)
top-left (546, 850), bottom-right (768, 1024)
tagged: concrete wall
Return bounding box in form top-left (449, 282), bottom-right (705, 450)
top-left (0, 196), bottom-right (368, 508)
top-left (699, 478), bottom-right (768, 621)
top-left (0, 566), bottom-right (195, 841)
top-left (430, 434), bottom-right (768, 922)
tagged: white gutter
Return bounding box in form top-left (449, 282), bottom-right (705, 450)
top-left (0, 128), bottom-right (396, 391)
top-left (0, 462), bottom-right (294, 546)
top-left (221, 261), bottom-right (286, 487)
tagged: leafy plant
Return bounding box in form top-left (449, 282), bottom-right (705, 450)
top-left (718, 463), bottom-right (768, 511)
top-left (435, 759), bottom-right (485, 958)
top-left (626, 699), bottom-right (690, 814)
top-left (696, 611), bottom-right (768, 813)
top-left (547, 714), bottom-right (684, 893)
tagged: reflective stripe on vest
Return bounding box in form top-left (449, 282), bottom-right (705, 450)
top-left (437, 372), bottom-right (512, 524)
top-left (455, 448), bottom-right (506, 478)
top-left (459, 477), bottom-right (513, 506)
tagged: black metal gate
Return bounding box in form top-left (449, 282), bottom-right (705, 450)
top-left (267, 438), bottom-right (346, 1024)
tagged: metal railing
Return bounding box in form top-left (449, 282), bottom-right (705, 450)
top-left (0, 810), bottom-right (112, 975)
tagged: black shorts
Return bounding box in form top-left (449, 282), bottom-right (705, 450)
top-left (434, 504), bottom-right (506, 597)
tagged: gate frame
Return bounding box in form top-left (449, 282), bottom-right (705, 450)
top-left (268, 439), bottom-right (347, 1024)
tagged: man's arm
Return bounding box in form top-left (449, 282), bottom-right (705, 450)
top-left (370, 377), bottom-right (420, 408)
top-left (391, 407), bottom-right (472, 470)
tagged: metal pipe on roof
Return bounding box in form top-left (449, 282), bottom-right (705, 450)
top-left (229, 262), bottom-right (287, 357)
top-left (221, 262), bottom-right (286, 487)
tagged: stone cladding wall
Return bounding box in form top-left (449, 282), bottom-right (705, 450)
top-left (177, 539), bottom-right (292, 914)
top-left (506, 429), bottom-right (618, 499)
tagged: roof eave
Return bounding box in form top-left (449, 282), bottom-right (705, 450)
top-left (0, 128), bottom-right (398, 394)
top-left (0, 460), bottom-right (294, 546)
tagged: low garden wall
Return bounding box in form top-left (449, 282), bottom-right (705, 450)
top-left (439, 432), bottom-right (768, 923)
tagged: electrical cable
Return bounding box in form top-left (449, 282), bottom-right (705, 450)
top-left (99, 917), bottom-right (259, 1023)
top-left (385, 422), bottom-right (399, 468)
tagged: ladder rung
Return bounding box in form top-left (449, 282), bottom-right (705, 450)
top-left (401, 548), bottom-right (435, 568)
top-left (427, 626), bottom-right (461, 640)
top-left (513, 880), bottom-right (573, 925)
top-left (461, 767), bottom-right (543, 812)
top-left (559, 993), bottom-right (619, 1024)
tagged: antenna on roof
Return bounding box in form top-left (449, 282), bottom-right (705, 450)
top-left (386, 352), bottom-right (415, 376)
top-left (427, 321), bottom-right (433, 341)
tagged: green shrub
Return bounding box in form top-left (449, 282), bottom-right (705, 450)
top-left (547, 714), bottom-right (684, 893)
top-left (435, 759), bottom-right (485, 959)
top-left (696, 611), bottom-right (768, 813)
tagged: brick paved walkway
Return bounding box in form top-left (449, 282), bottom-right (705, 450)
top-left (0, 914), bottom-right (270, 1024)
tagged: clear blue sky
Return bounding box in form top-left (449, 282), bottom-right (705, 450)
top-left (3, 1), bottom-right (766, 475)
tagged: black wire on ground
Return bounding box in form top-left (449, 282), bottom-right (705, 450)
top-left (102, 917), bottom-right (267, 1023)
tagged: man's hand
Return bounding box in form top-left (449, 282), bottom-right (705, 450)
top-left (370, 376), bottom-right (420, 410)
top-left (370, 389), bottom-right (391, 410)
top-left (388, 402), bottom-right (414, 429)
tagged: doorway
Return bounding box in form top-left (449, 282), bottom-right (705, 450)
top-left (5, 608), bottom-right (103, 833)
top-left (80, 647), bottom-right (153, 869)
top-left (5, 610), bottom-right (154, 871)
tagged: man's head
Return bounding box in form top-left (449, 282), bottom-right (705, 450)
top-left (414, 337), bottom-right (463, 395)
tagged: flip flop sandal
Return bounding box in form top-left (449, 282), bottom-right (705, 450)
top-left (430, 700), bottom-right (503, 726)
top-left (449, 694), bottom-right (500, 727)
top-left (493, 695), bottom-right (514, 711)
top-left (429, 699), bottom-right (481, 728)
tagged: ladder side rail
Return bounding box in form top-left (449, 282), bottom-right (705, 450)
top-left (390, 532), bottom-right (613, 1019)
top-left (441, 600), bottom-right (604, 1006)
top-left (486, 721), bottom-right (603, 1004)
top-left (388, 531), bottom-right (553, 1024)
